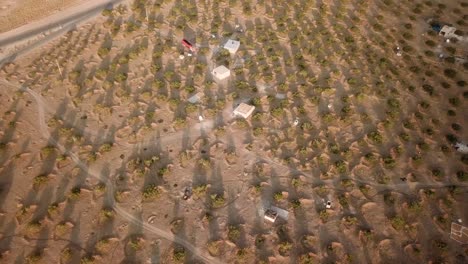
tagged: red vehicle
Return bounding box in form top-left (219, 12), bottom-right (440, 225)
top-left (182, 39), bottom-right (195, 52)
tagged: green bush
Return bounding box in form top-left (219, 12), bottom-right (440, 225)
top-left (391, 216), bottom-right (406, 230)
top-left (210, 194), bottom-right (225, 208)
top-left (367, 131), bottom-right (383, 144)
top-left (142, 184), bottom-right (161, 200)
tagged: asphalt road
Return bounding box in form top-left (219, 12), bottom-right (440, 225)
top-left (0, 0), bottom-right (124, 67)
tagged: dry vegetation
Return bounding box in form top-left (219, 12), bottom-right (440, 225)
top-left (0, 0), bottom-right (467, 263)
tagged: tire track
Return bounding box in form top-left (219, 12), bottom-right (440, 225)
top-left (3, 80), bottom-right (221, 264)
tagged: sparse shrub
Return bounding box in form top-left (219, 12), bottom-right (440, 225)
top-left (41, 145), bottom-right (56, 156)
top-left (274, 192), bottom-right (283, 201)
top-left (173, 247), bottom-right (186, 262)
top-left (26, 251), bottom-right (42, 263)
top-left (383, 156), bottom-right (396, 168)
top-left (193, 184), bottom-right (207, 196)
top-left (227, 225), bottom-right (241, 241)
top-left (456, 171), bottom-right (467, 181)
top-left (408, 201), bottom-right (422, 212)
top-left (142, 184), bottom-right (161, 200)
top-left (278, 241), bottom-right (293, 256)
top-left (344, 215), bottom-right (358, 226)
top-left (100, 208), bottom-right (114, 221)
top-left (69, 187), bottom-right (81, 199)
top-left (444, 69), bottom-right (457, 78)
top-left (33, 174), bottom-right (49, 187)
top-left (399, 133), bottom-right (410, 142)
top-left (391, 216), bottom-right (406, 230)
top-left (432, 168), bottom-right (443, 179)
top-left (319, 210), bottom-right (329, 222)
top-left (210, 193), bottom-right (225, 208)
top-left (128, 237), bottom-right (144, 251)
top-left (290, 199), bottom-right (301, 209)
top-left (99, 143), bottom-right (113, 152)
top-left (26, 220), bottom-right (42, 234)
top-left (334, 160), bottom-right (347, 173)
top-left (367, 131), bottom-right (383, 144)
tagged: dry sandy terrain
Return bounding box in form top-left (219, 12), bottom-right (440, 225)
top-left (0, 0), bottom-right (90, 33)
top-left (0, 0), bottom-right (467, 263)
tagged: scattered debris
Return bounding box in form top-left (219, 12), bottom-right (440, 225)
top-left (395, 46), bottom-right (402, 57)
top-left (212, 65), bottom-right (231, 80)
top-left (147, 215), bottom-right (157, 224)
top-left (179, 54), bottom-right (185, 60)
top-left (293, 118), bottom-right (299, 126)
top-left (182, 187), bottom-right (192, 200)
top-left (182, 38), bottom-right (196, 52)
top-left (198, 115), bottom-right (204, 121)
top-left (450, 222), bottom-right (468, 244)
top-left (233, 103), bottom-right (255, 119)
top-left (325, 200), bottom-right (332, 209)
top-left (455, 142), bottom-right (468, 153)
top-left (235, 24), bottom-right (244, 33)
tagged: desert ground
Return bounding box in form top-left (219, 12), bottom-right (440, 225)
top-left (0, 0), bottom-right (87, 33)
top-left (0, 0), bottom-right (467, 263)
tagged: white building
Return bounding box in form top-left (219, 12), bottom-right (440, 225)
top-left (212, 65), bottom-right (230, 80)
top-left (439, 25), bottom-right (465, 41)
top-left (233, 103), bottom-right (255, 119)
top-left (223, 39), bottom-right (240, 54)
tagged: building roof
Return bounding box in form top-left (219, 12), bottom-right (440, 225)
top-left (187, 92), bottom-right (203, 104)
top-left (212, 65), bottom-right (230, 79)
top-left (224, 39), bottom-right (240, 54)
top-left (233, 103), bottom-right (255, 118)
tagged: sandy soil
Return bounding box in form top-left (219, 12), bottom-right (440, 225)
top-left (0, 0), bottom-right (467, 263)
top-left (0, 0), bottom-right (89, 33)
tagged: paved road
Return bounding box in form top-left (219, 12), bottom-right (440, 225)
top-left (0, 0), bottom-right (124, 67)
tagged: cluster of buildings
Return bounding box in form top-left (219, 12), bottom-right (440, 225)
top-left (186, 37), bottom-right (256, 119)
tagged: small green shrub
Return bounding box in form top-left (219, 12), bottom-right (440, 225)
top-left (142, 184), bottom-right (161, 200)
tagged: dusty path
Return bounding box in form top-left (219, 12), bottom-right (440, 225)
top-left (2, 79), bottom-right (221, 264)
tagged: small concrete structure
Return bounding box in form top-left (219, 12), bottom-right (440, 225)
top-left (187, 92), bottom-right (203, 104)
top-left (270, 206), bottom-right (289, 220)
top-left (223, 39), bottom-right (240, 54)
top-left (264, 209), bottom-right (278, 223)
top-left (233, 103), bottom-right (255, 119)
top-left (212, 65), bottom-right (230, 80)
top-left (439, 25), bottom-right (464, 41)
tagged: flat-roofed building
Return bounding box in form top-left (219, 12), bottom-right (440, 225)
top-left (223, 39), bottom-right (240, 54)
top-left (233, 103), bottom-right (255, 119)
top-left (212, 65), bottom-right (230, 80)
